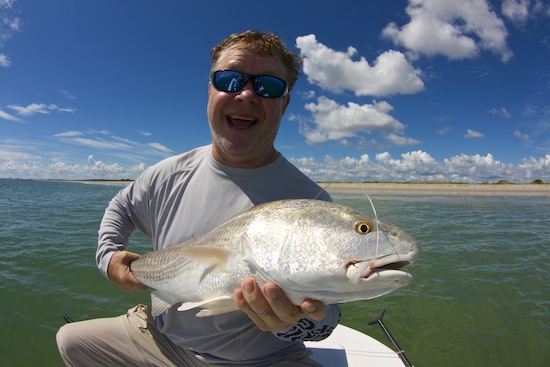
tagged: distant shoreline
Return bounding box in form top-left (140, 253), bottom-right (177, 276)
top-left (57, 180), bottom-right (550, 196)
top-left (65, 179), bottom-right (133, 185)
top-left (320, 182), bottom-right (550, 196)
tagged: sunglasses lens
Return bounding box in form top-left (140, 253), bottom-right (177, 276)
top-left (212, 71), bottom-right (247, 92)
top-left (211, 71), bottom-right (288, 98)
top-left (254, 76), bottom-right (287, 98)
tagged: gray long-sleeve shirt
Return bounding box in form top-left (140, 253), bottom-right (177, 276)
top-left (96, 145), bottom-right (341, 366)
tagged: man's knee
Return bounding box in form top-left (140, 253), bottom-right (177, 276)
top-left (56, 319), bottom-right (125, 366)
top-left (56, 323), bottom-right (79, 365)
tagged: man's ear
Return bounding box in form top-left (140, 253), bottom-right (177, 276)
top-left (281, 94), bottom-right (291, 115)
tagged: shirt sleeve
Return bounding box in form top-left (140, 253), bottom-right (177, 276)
top-left (272, 303), bottom-right (342, 342)
top-left (95, 173), bottom-right (153, 278)
top-left (95, 187), bottom-right (135, 278)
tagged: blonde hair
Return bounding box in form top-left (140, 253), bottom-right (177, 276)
top-left (210, 30), bottom-right (302, 91)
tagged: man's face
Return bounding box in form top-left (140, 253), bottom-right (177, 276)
top-left (207, 47), bottom-right (291, 168)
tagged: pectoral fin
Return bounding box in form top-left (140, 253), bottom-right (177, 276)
top-left (176, 295), bottom-right (237, 317)
top-left (180, 247), bottom-right (236, 273)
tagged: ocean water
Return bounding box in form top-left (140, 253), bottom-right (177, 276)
top-left (1, 179), bottom-right (548, 366)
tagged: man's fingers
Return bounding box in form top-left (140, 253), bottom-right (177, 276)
top-left (108, 251), bottom-right (148, 292)
top-left (234, 278), bottom-right (306, 331)
top-left (233, 283), bottom-right (271, 331)
top-left (244, 279), bottom-right (292, 330)
top-left (262, 283), bottom-right (303, 324)
top-left (301, 299), bottom-right (327, 321)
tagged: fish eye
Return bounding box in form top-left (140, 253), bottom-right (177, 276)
top-left (355, 221), bottom-right (372, 235)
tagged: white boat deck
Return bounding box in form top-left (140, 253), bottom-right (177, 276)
top-left (306, 324), bottom-right (405, 367)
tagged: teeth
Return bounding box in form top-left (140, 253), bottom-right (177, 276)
top-left (229, 115), bottom-right (256, 129)
top-left (230, 115), bottom-right (255, 121)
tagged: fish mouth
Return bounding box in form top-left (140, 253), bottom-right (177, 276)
top-left (345, 256), bottom-right (414, 282)
top-left (371, 260), bottom-right (412, 272)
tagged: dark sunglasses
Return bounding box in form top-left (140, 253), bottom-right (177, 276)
top-left (211, 70), bottom-right (289, 98)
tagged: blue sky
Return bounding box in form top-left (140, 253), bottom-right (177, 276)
top-left (1, 0), bottom-right (549, 182)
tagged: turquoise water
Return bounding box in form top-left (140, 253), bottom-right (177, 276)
top-left (1, 179), bottom-right (548, 366)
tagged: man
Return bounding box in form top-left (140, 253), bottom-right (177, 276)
top-left (56, 30), bottom-right (341, 366)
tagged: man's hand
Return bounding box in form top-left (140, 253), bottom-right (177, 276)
top-left (233, 277), bottom-right (327, 331)
top-left (107, 251), bottom-right (148, 293)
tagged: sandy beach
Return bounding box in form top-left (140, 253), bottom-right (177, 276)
top-left (69, 180), bottom-right (550, 196)
top-left (320, 182), bottom-right (550, 196)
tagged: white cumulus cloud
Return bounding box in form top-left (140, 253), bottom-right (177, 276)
top-left (443, 153), bottom-right (511, 181)
top-left (298, 96), bottom-right (419, 147)
top-left (0, 155), bottom-right (147, 180)
top-left (382, 0), bottom-right (513, 62)
top-left (287, 151), bottom-right (549, 183)
top-left (376, 150), bottom-right (442, 175)
top-left (519, 154), bottom-right (550, 180)
top-left (502, 0), bottom-right (531, 24)
top-left (295, 34), bottom-right (424, 97)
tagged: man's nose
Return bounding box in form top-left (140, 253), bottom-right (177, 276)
top-left (235, 80), bottom-right (259, 101)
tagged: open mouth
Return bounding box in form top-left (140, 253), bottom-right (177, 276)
top-left (228, 115), bottom-right (256, 129)
top-left (372, 261), bottom-right (412, 272)
top-left (345, 258), bottom-right (413, 281)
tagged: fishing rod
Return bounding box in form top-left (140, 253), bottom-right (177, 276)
top-left (63, 314), bottom-right (73, 323)
top-left (368, 309), bottom-right (413, 367)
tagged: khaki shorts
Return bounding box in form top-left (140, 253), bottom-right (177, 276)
top-left (56, 305), bottom-right (321, 367)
